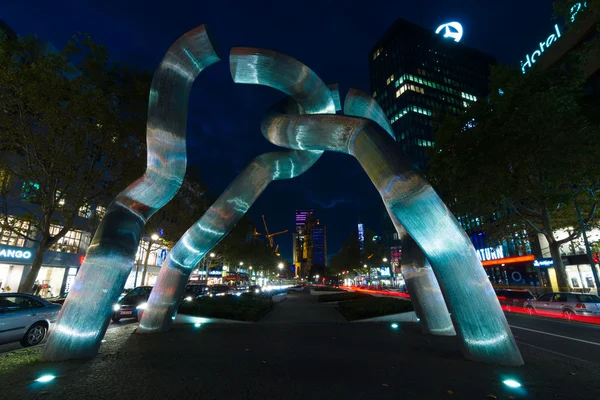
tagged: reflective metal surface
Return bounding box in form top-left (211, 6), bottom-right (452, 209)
top-left (260, 100), bottom-right (523, 366)
top-left (138, 47), bottom-right (332, 332)
top-left (343, 88), bottom-right (395, 139)
top-left (342, 88), bottom-right (454, 336)
top-left (397, 223), bottom-right (455, 336)
top-left (42, 26), bottom-right (220, 361)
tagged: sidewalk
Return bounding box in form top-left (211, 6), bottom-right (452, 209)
top-left (2, 293), bottom-right (600, 399)
top-left (260, 291), bottom-right (346, 323)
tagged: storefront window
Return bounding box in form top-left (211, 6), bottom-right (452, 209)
top-left (33, 266), bottom-right (66, 298)
top-left (49, 225), bottom-right (83, 253)
top-left (0, 216), bottom-right (31, 247)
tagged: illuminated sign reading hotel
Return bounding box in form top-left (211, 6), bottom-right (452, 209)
top-left (521, 2), bottom-right (587, 74)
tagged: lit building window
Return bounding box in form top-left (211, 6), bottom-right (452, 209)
top-left (0, 216), bottom-right (31, 247)
top-left (95, 206), bottom-right (106, 220)
top-left (78, 204), bottom-right (93, 218)
top-left (49, 225), bottom-right (83, 253)
top-left (373, 47), bottom-right (383, 60)
top-left (55, 191), bottom-right (65, 209)
top-left (390, 105), bottom-right (432, 123)
top-left (460, 92), bottom-right (477, 101)
top-left (396, 84), bottom-right (425, 97)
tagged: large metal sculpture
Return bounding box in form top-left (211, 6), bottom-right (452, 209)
top-left (343, 88), bottom-right (455, 337)
top-left (46, 25), bottom-right (523, 367)
top-left (42, 26), bottom-right (220, 361)
top-left (138, 47), bottom-right (336, 332)
top-left (397, 225), bottom-right (456, 336)
top-left (260, 100), bottom-right (523, 366)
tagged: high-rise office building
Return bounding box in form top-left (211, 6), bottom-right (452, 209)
top-left (310, 221), bottom-right (327, 280)
top-left (293, 210), bottom-right (313, 277)
top-left (369, 18), bottom-right (495, 169)
top-left (293, 210), bottom-right (326, 279)
top-left (369, 18), bottom-right (498, 277)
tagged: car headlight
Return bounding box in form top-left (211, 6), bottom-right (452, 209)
top-left (255, 289), bottom-right (260, 294)
top-left (235, 292), bottom-right (242, 297)
top-left (136, 302), bottom-right (147, 310)
top-left (185, 296), bottom-right (193, 302)
top-left (113, 304), bottom-right (120, 311)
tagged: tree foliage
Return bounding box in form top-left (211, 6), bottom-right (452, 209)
top-left (0, 35), bottom-right (151, 292)
top-left (211, 216), bottom-right (280, 274)
top-left (330, 227), bottom-right (383, 277)
top-left (428, 63), bottom-right (600, 290)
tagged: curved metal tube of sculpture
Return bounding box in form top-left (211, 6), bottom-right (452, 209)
top-left (397, 223), bottom-right (456, 336)
top-left (260, 107), bottom-right (523, 366)
top-left (42, 26), bottom-right (220, 361)
top-left (342, 88), bottom-right (454, 336)
top-left (137, 47), bottom-right (334, 333)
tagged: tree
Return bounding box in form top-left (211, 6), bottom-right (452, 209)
top-left (211, 216), bottom-right (279, 275)
top-left (0, 35), bottom-right (151, 292)
top-left (330, 228), bottom-right (383, 282)
top-left (138, 167), bottom-right (209, 285)
top-left (428, 64), bottom-right (600, 291)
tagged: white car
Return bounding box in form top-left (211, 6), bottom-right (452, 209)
top-left (0, 293), bottom-right (61, 347)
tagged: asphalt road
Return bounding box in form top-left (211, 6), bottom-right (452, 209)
top-left (0, 318), bottom-right (137, 355)
top-left (506, 312), bottom-right (600, 364)
top-left (3, 293), bottom-right (600, 400)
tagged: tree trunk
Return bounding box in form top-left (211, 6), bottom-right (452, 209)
top-left (539, 207), bottom-right (569, 291)
top-left (18, 240), bottom-right (48, 293)
top-left (140, 240), bottom-right (152, 286)
top-left (548, 238), bottom-right (570, 292)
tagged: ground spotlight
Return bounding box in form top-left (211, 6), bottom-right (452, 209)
top-left (502, 379), bottom-right (522, 388)
top-left (35, 374), bottom-right (56, 383)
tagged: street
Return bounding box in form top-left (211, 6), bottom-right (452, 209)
top-left (2, 292), bottom-right (600, 400)
top-left (506, 312), bottom-right (600, 364)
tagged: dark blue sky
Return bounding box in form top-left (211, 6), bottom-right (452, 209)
top-left (4, 0), bottom-right (555, 261)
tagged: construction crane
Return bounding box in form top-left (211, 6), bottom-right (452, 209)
top-left (261, 215), bottom-right (288, 253)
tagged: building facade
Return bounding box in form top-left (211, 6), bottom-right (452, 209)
top-left (368, 18), bottom-right (529, 287)
top-left (369, 17), bottom-right (495, 169)
top-left (292, 210), bottom-right (327, 280)
top-left (524, 2), bottom-right (600, 293)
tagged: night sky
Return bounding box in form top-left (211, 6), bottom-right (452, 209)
top-left (4, 0), bottom-right (555, 261)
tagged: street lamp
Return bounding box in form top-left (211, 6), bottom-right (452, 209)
top-left (138, 233), bottom-right (161, 286)
top-left (383, 258), bottom-right (388, 262)
top-left (205, 252), bottom-right (216, 283)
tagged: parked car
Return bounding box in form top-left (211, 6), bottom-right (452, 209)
top-left (112, 286), bottom-right (153, 322)
top-left (525, 292), bottom-right (600, 319)
top-left (248, 285), bottom-right (262, 294)
top-left (0, 293), bottom-right (61, 347)
top-left (289, 284), bottom-right (305, 292)
top-left (183, 284), bottom-right (209, 301)
top-left (208, 285), bottom-right (231, 297)
top-left (47, 293), bottom-right (68, 305)
top-left (495, 289), bottom-right (535, 311)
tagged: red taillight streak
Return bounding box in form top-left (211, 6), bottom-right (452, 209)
top-left (340, 286), bottom-right (600, 325)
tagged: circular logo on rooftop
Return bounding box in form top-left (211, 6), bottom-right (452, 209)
top-left (435, 22), bottom-right (463, 43)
